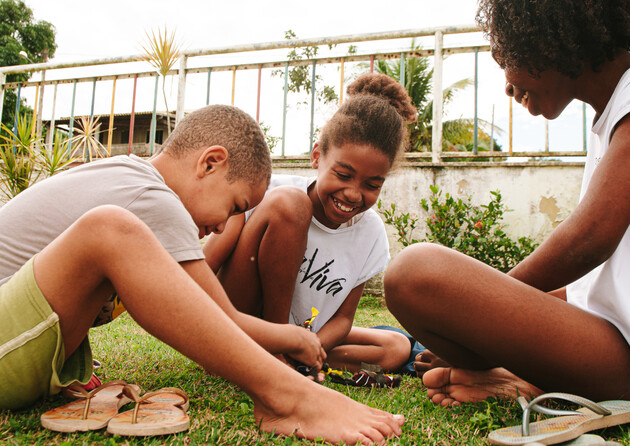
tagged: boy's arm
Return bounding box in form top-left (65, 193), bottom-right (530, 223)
top-left (316, 284), bottom-right (364, 351)
top-left (203, 214), bottom-right (245, 273)
top-left (509, 115), bottom-right (630, 291)
top-left (180, 258), bottom-right (325, 369)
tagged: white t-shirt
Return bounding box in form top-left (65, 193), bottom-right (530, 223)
top-left (259, 174), bottom-right (390, 333)
top-left (566, 68), bottom-right (630, 344)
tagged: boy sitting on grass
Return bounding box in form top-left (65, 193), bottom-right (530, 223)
top-left (0, 105), bottom-right (404, 444)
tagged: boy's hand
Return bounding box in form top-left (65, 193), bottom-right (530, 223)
top-left (284, 325), bottom-right (326, 370)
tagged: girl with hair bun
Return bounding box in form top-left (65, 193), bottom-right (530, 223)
top-left (204, 73), bottom-right (421, 377)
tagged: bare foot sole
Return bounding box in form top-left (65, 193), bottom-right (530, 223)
top-left (413, 350), bottom-right (451, 378)
top-left (422, 367), bottom-right (543, 407)
top-left (253, 381), bottom-right (404, 445)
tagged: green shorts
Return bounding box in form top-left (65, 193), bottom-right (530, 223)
top-left (0, 257), bottom-right (93, 410)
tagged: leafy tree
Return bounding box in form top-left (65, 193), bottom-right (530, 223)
top-left (0, 0), bottom-right (56, 127)
top-left (374, 40), bottom-right (501, 154)
top-left (259, 121), bottom-right (280, 154)
top-left (272, 30), bottom-right (338, 107)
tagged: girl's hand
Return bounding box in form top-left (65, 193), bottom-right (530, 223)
top-left (284, 325), bottom-right (326, 370)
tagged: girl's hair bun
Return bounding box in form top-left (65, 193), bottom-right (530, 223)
top-left (347, 73), bottom-right (417, 124)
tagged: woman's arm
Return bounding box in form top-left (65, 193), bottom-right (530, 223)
top-left (316, 284), bottom-right (365, 351)
top-left (509, 115), bottom-right (630, 291)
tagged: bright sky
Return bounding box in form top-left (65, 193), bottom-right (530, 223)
top-left (27, 0), bottom-right (478, 60)
top-left (21, 0), bottom-right (593, 155)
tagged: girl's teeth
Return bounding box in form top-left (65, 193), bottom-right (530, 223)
top-left (521, 92), bottom-right (529, 106)
top-left (334, 198), bottom-right (354, 212)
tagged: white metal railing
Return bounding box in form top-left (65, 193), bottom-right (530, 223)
top-left (0, 25), bottom-right (586, 163)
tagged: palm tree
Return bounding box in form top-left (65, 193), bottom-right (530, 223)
top-left (375, 41), bottom-right (500, 154)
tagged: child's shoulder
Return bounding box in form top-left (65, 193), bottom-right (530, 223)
top-left (269, 174), bottom-right (311, 192)
top-left (76, 155), bottom-right (160, 178)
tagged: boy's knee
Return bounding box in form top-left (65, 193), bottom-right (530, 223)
top-left (264, 186), bottom-right (312, 227)
top-left (75, 205), bottom-right (149, 241)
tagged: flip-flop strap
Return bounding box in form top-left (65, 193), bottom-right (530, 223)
top-left (517, 396), bottom-right (580, 417)
top-left (64, 379), bottom-right (129, 420)
top-left (122, 386), bottom-right (189, 424)
top-left (520, 392), bottom-right (612, 436)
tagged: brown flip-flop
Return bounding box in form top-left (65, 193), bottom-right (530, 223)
top-left (40, 380), bottom-right (140, 432)
top-left (106, 386), bottom-right (189, 436)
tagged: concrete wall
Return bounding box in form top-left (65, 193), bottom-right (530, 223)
top-left (273, 161), bottom-right (585, 294)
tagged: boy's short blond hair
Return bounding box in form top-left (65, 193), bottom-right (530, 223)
top-left (160, 105), bottom-right (271, 186)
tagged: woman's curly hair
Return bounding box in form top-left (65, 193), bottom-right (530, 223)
top-left (476, 0), bottom-right (630, 78)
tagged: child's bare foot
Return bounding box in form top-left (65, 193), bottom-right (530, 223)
top-left (253, 379), bottom-right (404, 444)
top-left (422, 367), bottom-right (543, 407)
top-left (413, 350), bottom-right (451, 378)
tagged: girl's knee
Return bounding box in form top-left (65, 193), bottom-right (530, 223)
top-left (379, 331), bottom-right (412, 371)
top-left (264, 186), bottom-right (312, 227)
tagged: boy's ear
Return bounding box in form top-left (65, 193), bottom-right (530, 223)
top-left (197, 146), bottom-right (228, 178)
top-left (310, 143), bottom-right (321, 169)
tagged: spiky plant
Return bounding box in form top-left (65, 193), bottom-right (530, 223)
top-left (139, 27), bottom-right (182, 135)
top-left (0, 116), bottom-right (42, 200)
top-left (39, 132), bottom-right (79, 176)
top-left (69, 116), bottom-right (107, 162)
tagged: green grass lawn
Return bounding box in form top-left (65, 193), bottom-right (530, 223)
top-left (2, 295), bottom-right (629, 445)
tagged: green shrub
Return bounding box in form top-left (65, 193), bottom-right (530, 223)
top-left (378, 185), bottom-right (539, 272)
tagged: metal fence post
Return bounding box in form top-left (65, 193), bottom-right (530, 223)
top-left (309, 59), bottom-right (317, 152)
top-left (0, 73), bottom-right (5, 124)
top-left (176, 55), bottom-right (187, 126)
top-left (205, 67), bottom-right (212, 106)
top-left (67, 80), bottom-right (76, 154)
top-left (150, 73), bottom-right (159, 155)
top-left (400, 52), bottom-right (406, 86)
top-left (36, 70), bottom-right (45, 136)
top-left (473, 47), bottom-right (478, 154)
top-left (431, 31), bottom-right (444, 163)
top-left (47, 81), bottom-right (58, 150)
top-left (281, 62), bottom-right (289, 157)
